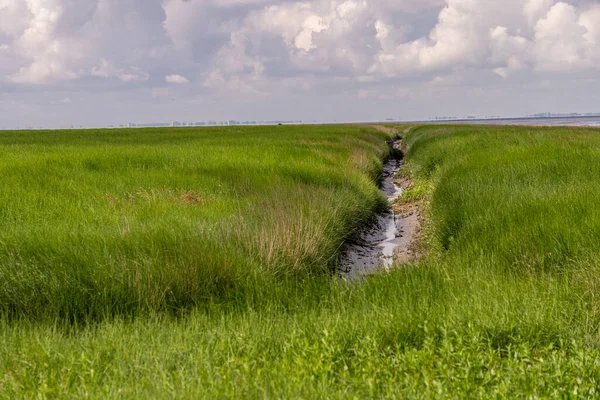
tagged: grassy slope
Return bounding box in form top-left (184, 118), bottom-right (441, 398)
top-left (3, 124), bottom-right (600, 398)
top-left (0, 126), bottom-right (389, 319)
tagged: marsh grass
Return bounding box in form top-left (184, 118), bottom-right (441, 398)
top-left (0, 125), bottom-right (391, 319)
top-left (3, 124), bottom-right (600, 398)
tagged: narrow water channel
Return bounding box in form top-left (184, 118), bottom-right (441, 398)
top-left (340, 140), bottom-right (407, 278)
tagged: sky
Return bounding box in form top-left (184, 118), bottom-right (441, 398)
top-left (1, 0), bottom-right (600, 129)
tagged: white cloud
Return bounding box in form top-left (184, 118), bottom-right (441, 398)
top-left (534, 2), bottom-right (597, 71)
top-left (117, 68), bottom-right (150, 83)
top-left (3, 0), bottom-right (169, 84)
top-left (1, 0), bottom-right (600, 127)
top-left (91, 59), bottom-right (150, 82)
top-left (524, 0), bottom-right (555, 25)
top-left (489, 26), bottom-right (530, 77)
top-left (165, 74), bottom-right (189, 84)
top-left (4, 0), bottom-right (599, 87)
top-left (0, 0), bottom-right (32, 37)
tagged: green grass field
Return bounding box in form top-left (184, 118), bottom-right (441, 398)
top-left (2, 124), bottom-right (600, 398)
top-left (0, 125), bottom-right (390, 320)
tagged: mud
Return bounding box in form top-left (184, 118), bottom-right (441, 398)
top-left (340, 138), bottom-right (419, 278)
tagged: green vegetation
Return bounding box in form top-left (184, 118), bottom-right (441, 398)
top-left (3, 124), bottom-right (600, 398)
top-left (0, 126), bottom-right (389, 319)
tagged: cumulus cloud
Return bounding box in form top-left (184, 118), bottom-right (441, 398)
top-left (524, 0), bottom-right (555, 25)
top-left (2, 0), bottom-right (170, 84)
top-left (90, 59), bottom-right (150, 82)
top-left (4, 0), bottom-right (599, 86)
top-left (191, 0), bottom-right (600, 93)
top-left (1, 0), bottom-right (600, 127)
top-left (165, 74), bottom-right (189, 84)
top-left (533, 2), bottom-right (597, 71)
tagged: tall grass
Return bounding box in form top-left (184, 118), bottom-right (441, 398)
top-left (0, 126), bottom-right (391, 319)
top-left (3, 124), bottom-right (600, 398)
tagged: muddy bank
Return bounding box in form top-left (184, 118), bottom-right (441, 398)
top-left (339, 137), bottom-right (420, 278)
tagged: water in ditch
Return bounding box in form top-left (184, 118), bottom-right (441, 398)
top-left (339, 140), bottom-right (409, 279)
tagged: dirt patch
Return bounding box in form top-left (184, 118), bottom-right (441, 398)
top-left (181, 191), bottom-right (203, 204)
top-left (392, 173), bottom-right (424, 263)
top-left (392, 203), bottom-right (423, 264)
top-left (393, 212), bottom-right (421, 264)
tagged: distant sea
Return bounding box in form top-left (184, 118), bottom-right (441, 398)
top-left (421, 116), bottom-right (600, 127)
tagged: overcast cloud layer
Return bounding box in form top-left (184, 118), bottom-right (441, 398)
top-left (1, 0), bottom-right (599, 128)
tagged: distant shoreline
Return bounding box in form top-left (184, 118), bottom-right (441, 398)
top-left (3, 115), bottom-right (600, 131)
top-left (403, 115), bottom-right (600, 127)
